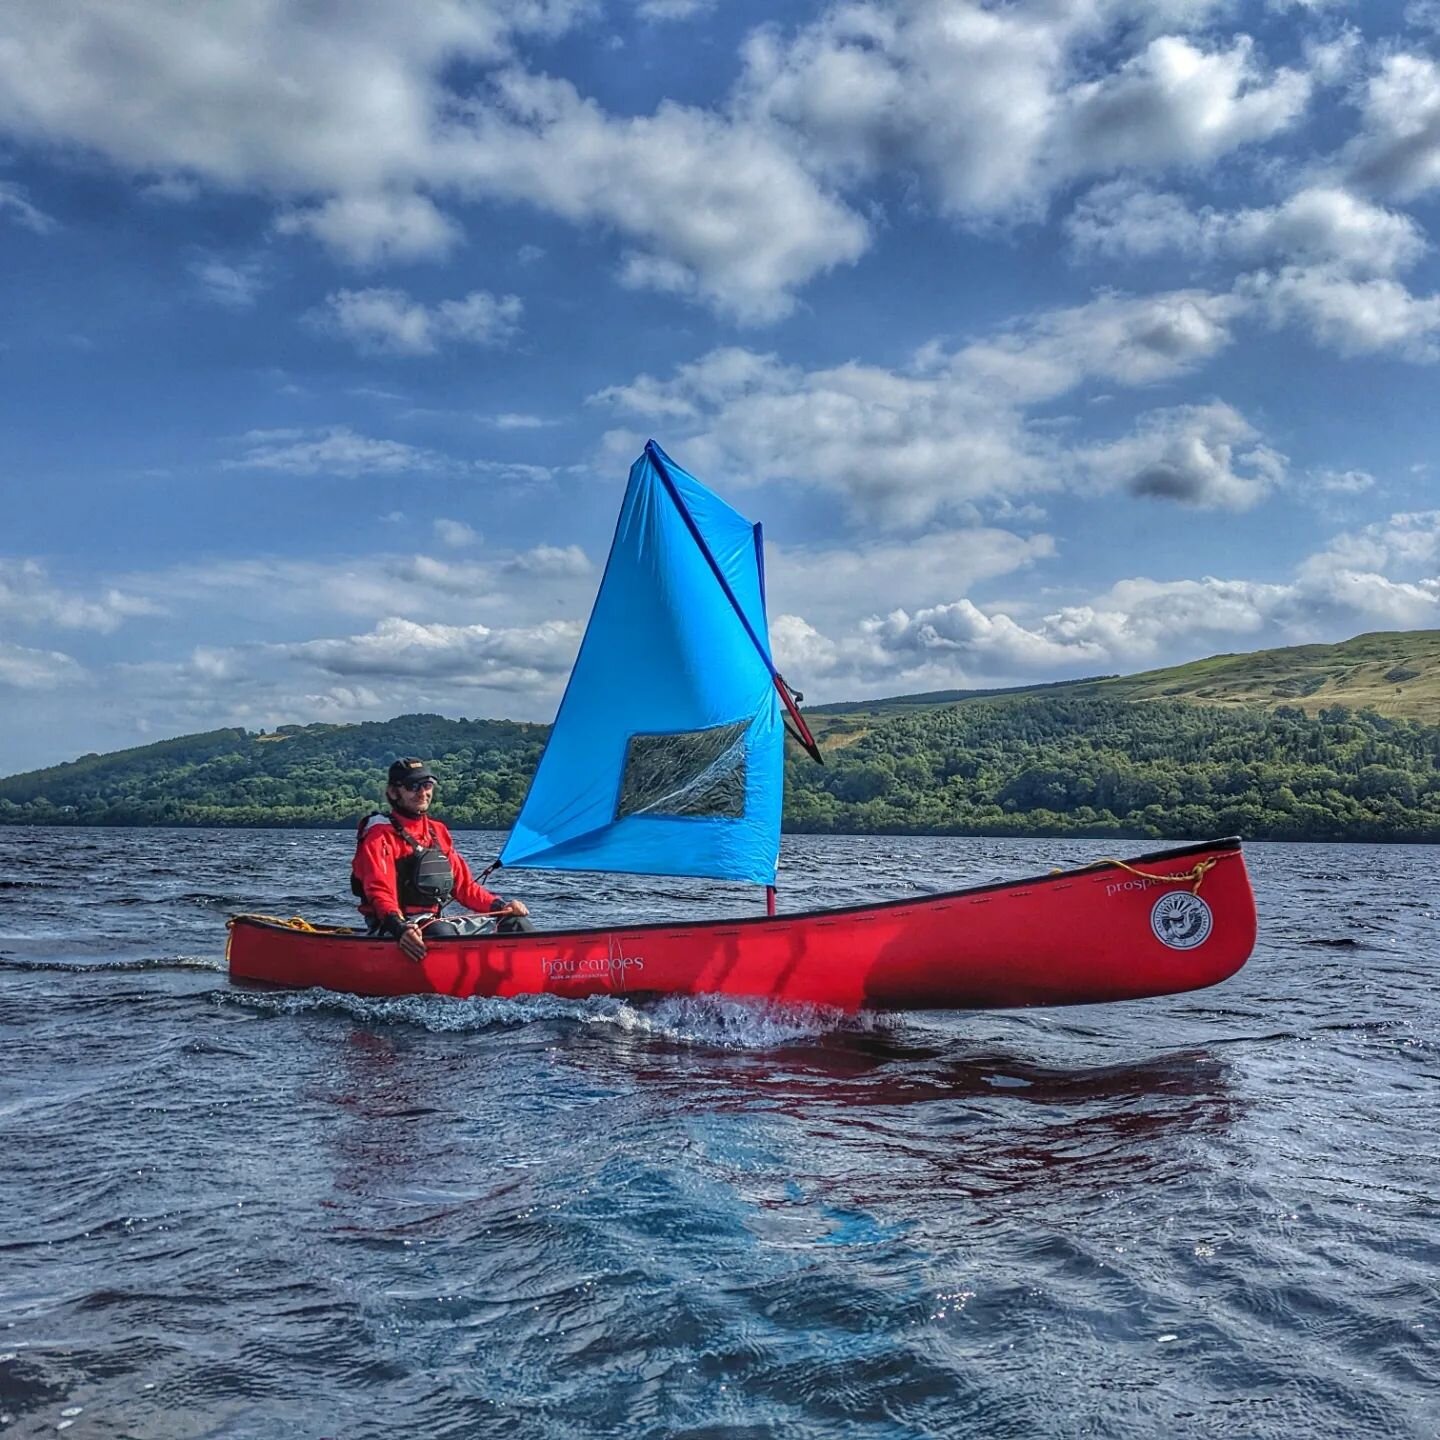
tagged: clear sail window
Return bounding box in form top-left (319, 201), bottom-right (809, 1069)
top-left (616, 719), bottom-right (750, 820)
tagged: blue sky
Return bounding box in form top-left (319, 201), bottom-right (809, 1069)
top-left (2, 0), bottom-right (1439, 775)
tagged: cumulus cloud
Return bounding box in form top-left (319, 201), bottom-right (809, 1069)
top-left (0, 640), bottom-right (85, 690)
top-left (1066, 182), bottom-right (1208, 260)
top-left (956, 289), bottom-right (1241, 401)
top-left (111, 540), bottom-right (604, 636)
top-left (595, 290), bottom-right (1241, 526)
top-left (0, 0), bottom-right (1337, 320)
top-left (309, 288), bottom-right (522, 355)
top-left (0, 559), bottom-right (159, 633)
top-left (226, 426), bottom-right (451, 477)
top-left (1077, 402), bottom-right (1287, 510)
top-left (636, 0), bottom-right (715, 19)
top-left (191, 257), bottom-right (265, 308)
top-left (1311, 468), bottom-right (1375, 493)
top-left (767, 530), bottom-right (1057, 628)
top-left (740, 5), bottom-right (1310, 222)
top-left (0, 2), bottom-right (581, 185)
top-left (274, 192), bottom-right (463, 267)
top-left (283, 615), bottom-right (582, 690)
top-left (433, 518), bottom-right (478, 548)
top-left (1408, 1), bottom-right (1440, 33)
top-left (779, 510), bottom-right (1439, 696)
top-left (1302, 509), bottom-right (1440, 575)
top-left (1057, 35), bottom-right (1311, 175)
top-left (1067, 181), bottom-right (1427, 275)
top-left (0, 3), bottom-right (866, 322)
top-left (1067, 179), bottom-right (1440, 362)
top-left (502, 544), bottom-right (593, 577)
top-left (1340, 52), bottom-right (1440, 201)
top-left (1239, 267), bottom-right (1440, 359)
top-left (448, 71), bottom-right (867, 323)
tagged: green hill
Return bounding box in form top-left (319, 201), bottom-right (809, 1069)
top-left (808, 629), bottom-right (1440, 730)
top-left (0, 715), bottom-right (546, 829)
top-left (3, 632), bottom-right (1438, 840)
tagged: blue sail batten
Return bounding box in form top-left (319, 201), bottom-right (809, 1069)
top-left (498, 442), bottom-right (784, 886)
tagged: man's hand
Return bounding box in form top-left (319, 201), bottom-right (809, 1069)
top-left (492, 898), bottom-right (529, 918)
top-left (397, 921), bottom-right (426, 961)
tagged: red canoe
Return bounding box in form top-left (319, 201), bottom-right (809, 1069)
top-left (225, 837), bottom-right (1256, 1011)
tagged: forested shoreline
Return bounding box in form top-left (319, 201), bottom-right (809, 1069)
top-left (3, 697), bottom-right (1437, 842)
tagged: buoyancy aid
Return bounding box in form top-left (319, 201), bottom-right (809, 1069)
top-left (351, 812), bottom-right (455, 912)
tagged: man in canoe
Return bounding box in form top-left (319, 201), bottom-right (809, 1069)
top-left (351, 757), bottom-right (533, 960)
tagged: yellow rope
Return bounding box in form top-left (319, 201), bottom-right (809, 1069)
top-left (1092, 855), bottom-right (1220, 893)
top-left (226, 913), bottom-right (356, 935)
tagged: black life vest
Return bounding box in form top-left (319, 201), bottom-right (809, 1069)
top-left (351, 812), bottom-right (455, 912)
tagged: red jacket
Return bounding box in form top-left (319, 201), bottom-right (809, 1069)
top-left (352, 811), bottom-right (501, 924)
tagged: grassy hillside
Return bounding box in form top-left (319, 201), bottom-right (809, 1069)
top-left (807, 630), bottom-right (1440, 738)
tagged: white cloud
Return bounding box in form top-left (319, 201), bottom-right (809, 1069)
top-left (1240, 266), bottom-right (1440, 359)
top-left (780, 510), bottom-right (1440, 696)
top-left (1066, 182), bottom-right (1208, 260)
top-left (956, 289), bottom-right (1241, 402)
top-left (1067, 182), bottom-right (1426, 275)
top-left (636, 0), bottom-right (715, 18)
top-left (1409, 1), bottom-right (1440, 32)
top-left (0, 559), bottom-right (160, 633)
top-left (0, 3), bottom-right (866, 322)
top-left (283, 615), bottom-right (582, 689)
top-left (0, 179), bottom-right (55, 232)
top-left (0, 2), bottom-right (581, 186)
top-left (503, 544), bottom-right (593, 577)
top-left (1301, 509), bottom-right (1440, 575)
top-left (226, 426), bottom-right (451, 476)
top-left (1077, 402), bottom-right (1287, 510)
top-left (0, 640), bottom-right (84, 690)
top-left (275, 192), bottom-right (463, 266)
top-left (1222, 186), bottom-right (1426, 273)
top-left (449, 71), bottom-right (868, 323)
top-left (1303, 29), bottom-right (1363, 86)
top-left (191, 257), bottom-right (265, 308)
top-left (433, 518), bottom-right (478, 548)
top-left (1311, 468), bottom-right (1375, 493)
top-left (741, 5), bottom-right (1310, 223)
top-left (1057, 35), bottom-right (1311, 175)
top-left (111, 539), bottom-right (604, 635)
top-left (768, 530), bottom-right (1055, 628)
top-left (1341, 52), bottom-right (1440, 200)
top-left (310, 288), bottom-right (522, 356)
top-left (596, 290), bottom-right (1240, 526)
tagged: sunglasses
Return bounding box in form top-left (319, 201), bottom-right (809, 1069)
top-left (399, 778), bottom-right (436, 792)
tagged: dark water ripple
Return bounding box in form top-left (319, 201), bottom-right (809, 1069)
top-left (2, 829), bottom-right (1439, 1437)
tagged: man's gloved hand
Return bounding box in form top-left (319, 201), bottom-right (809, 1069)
top-left (383, 912), bottom-right (427, 960)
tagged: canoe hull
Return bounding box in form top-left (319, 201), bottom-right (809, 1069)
top-left (225, 838), bottom-right (1257, 1011)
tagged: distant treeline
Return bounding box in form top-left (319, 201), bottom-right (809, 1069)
top-left (3, 699), bottom-right (1438, 842)
top-left (786, 697), bottom-right (1440, 843)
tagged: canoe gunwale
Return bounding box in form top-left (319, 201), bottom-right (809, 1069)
top-left (227, 836), bottom-right (1246, 946)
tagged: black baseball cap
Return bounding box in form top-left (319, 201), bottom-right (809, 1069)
top-left (388, 757), bottom-right (436, 786)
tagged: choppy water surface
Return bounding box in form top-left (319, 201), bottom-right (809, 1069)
top-left (1, 828), bottom-right (1437, 1438)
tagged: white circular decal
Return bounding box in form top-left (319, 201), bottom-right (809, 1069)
top-left (1150, 892), bottom-right (1213, 950)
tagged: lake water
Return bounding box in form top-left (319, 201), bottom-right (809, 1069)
top-left (1, 828), bottom-right (1437, 1438)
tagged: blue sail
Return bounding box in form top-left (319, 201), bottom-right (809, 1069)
top-left (499, 441), bottom-right (783, 885)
